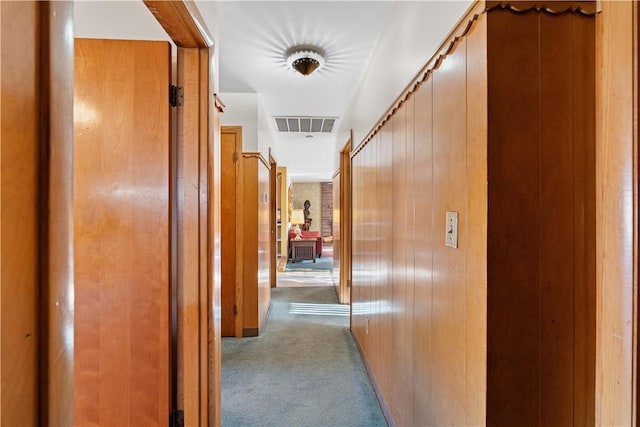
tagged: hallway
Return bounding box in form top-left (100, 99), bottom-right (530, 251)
top-left (221, 271), bottom-right (386, 427)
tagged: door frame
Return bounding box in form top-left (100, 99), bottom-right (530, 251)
top-left (144, 3), bottom-right (220, 425)
top-left (269, 149), bottom-right (277, 288)
top-left (41, 2), bottom-right (221, 425)
top-left (220, 126), bottom-right (243, 338)
top-left (339, 135), bottom-right (352, 305)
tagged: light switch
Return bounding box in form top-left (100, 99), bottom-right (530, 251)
top-left (445, 211), bottom-right (458, 248)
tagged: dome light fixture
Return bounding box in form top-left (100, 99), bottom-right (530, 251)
top-left (286, 48), bottom-right (325, 76)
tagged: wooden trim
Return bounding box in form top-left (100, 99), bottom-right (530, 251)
top-left (40, 2), bottom-right (74, 425)
top-left (486, 1), bottom-right (597, 15)
top-left (196, 48), bottom-right (211, 425)
top-left (213, 93), bottom-right (225, 113)
top-left (595, 1), bottom-right (637, 424)
top-left (269, 149), bottom-right (277, 289)
top-left (222, 126), bottom-right (245, 339)
top-left (242, 152), bottom-right (270, 170)
top-left (243, 328), bottom-right (258, 338)
top-left (143, 0), bottom-right (214, 48)
top-left (351, 0), bottom-right (486, 156)
top-left (352, 0), bottom-right (597, 157)
top-left (332, 169), bottom-right (340, 180)
top-left (351, 332), bottom-right (394, 426)
top-left (339, 136), bottom-right (352, 305)
top-left (636, 3), bottom-right (640, 424)
top-left (175, 47), bottom-right (201, 426)
top-left (205, 47), bottom-right (222, 427)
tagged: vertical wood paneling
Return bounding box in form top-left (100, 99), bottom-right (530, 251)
top-left (0, 2), bottom-right (40, 424)
top-left (432, 38), bottom-right (468, 426)
top-left (412, 78), bottom-right (434, 427)
top-left (486, 10), bottom-right (541, 425)
top-left (351, 4), bottom-right (596, 426)
top-left (74, 39), bottom-right (171, 426)
top-left (539, 13), bottom-right (575, 425)
top-left (390, 103), bottom-right (410, 424)
top-left (595, 1), bottom-right (636, 424)
top-left (572, 12), bottom-right (596, 427)
top-left (464, 13), bottom-right (488, 427)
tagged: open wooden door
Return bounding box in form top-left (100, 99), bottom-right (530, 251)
top-left (73, 38), bottom-right (171, 425)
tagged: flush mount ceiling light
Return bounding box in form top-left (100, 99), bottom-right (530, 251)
top-left (286, 48), bottom-right (325, 76)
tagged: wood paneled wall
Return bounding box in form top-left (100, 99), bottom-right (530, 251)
top-left (350, 2), bottom-right (597, 425)
top-left (486, 7), bottom-right (596, 425)
top-left (0, 2), bottom-right (41, 423)
top-left (239, 153), bottom-right (271, 337)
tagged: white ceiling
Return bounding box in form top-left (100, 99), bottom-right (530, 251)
top-left (217, 1), bottom-right (392, 119)
top-left (73, 1), bottom-right (472, 183)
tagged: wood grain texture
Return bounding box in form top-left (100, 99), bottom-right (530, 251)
top-left (176, 46), bottom-right (201, 426)
top-left (432, 37), bottom-right (468, 426)
top-left (595, 1), bottom-right (636, 424)
top-left (350, 3), bottom-right (596, 426)
top-left (487, 10), bottom-right (542, 425)
top-left (269, 153), bottom-right (277, 288)
top-left (143, 0), bottom-right (213, 48)
top-left (1, 2), bottom-right (40, 424)
top-left (240, 153), bottom-right (271, 336)
top-left (572, 12), bottom-right (596, 427)
top-left (464, 12), bottom-right (488, 426)
top-left (206, 47), bottom-right (222, 427)
top-left (277, 167), bottom-right (289, 262)
top-left (41, 2), bottom-right (75, 425)
top-left (340, 141), bottom-right (352, 305)
top-left (412, 77), bottom-right (434, 427)
top-left (539, 13), bottom-right (576, 425)
top-left (332, 171), bottom-right (341, 297)
top-left (221, 127), bottom-right (241, 337)
top-left (73, 38), bottom-right (171, 426)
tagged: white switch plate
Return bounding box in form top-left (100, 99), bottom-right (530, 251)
top-left (445, 211), bottom-right (458, 248)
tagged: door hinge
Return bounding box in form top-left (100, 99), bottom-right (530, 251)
top-left (233, 152), bottom-right (239, 162)
top-left (169, 410), bottom-right (184, 427)
top-left (234, 304), bottom-right (238, 315)
top-left (170, 85), bottom-right (184, 107)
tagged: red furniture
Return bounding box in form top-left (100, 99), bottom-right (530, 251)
top-left (289, 230), bottom-right (322, 258)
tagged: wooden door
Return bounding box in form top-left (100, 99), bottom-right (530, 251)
top-left (221, 127), bottom-right (242, 337)
top-left (0, 2), bottom-right (41, 424)
top-left (73, 38), bottom-right (171, 425)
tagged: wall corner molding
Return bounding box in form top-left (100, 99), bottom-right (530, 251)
top-left (485, 1), bottom-right (598, 16)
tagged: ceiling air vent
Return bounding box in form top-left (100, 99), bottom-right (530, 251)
top-left (274, 116), bottom-right (337, 133)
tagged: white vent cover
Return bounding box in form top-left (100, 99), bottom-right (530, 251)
top-left (274, 116), bottom-right (337, 133)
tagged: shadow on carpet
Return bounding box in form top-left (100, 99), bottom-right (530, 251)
top-left (222, 286), bottom-right (387, 427)
top-left (285, 255), bottom-right (333, 272)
